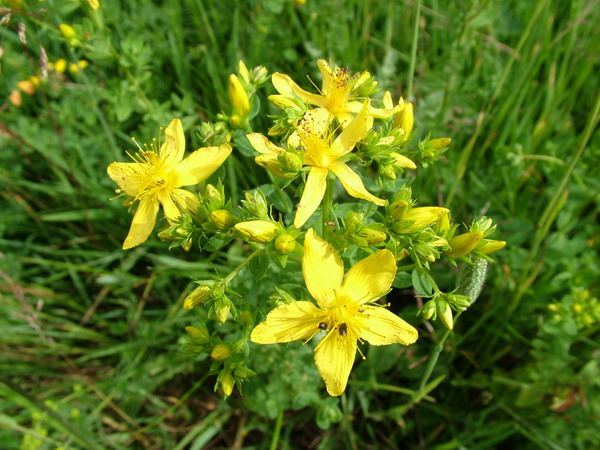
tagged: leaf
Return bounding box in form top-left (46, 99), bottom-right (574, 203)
top-left (393, 272), bottom-right (413, 289)
top-left (249, 252), bottom-right (270, 281)
top-left (411, 269), bottom-right (433, 296)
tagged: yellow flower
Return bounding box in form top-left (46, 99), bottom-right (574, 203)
top-left (270, 60), bottom-right (396, 126)
top-left (251, 102), bottom-right (386, 227)
top-left (54, 59), bottom-right (67, 74)
top-left (251, 229), bottom-right (418, 396)
top-left (59, 24), bottom-right (77, 39)
top-left (107, 119), bottom-right (231, 249)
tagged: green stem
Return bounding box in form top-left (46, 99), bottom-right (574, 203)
top-left (321, 175), bottom-right (335, 235)
top-left (223, 246), bottom-right (264, 285)
top-left (418, 312), bottom-right (462, 393)
top-left (406, 0), bottom-right (422, 101)
top-left (269, 408), bottom-right (284, 450)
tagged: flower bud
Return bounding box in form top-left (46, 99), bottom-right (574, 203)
top-left (445, 231), bottom-right (484, 258)
top-left (278, 151), bottom-right (303, 173)
top-left (447, 294), bottom-right (472, 309)
top-left (274, 232), bottom-right (296, 254)
top-left (220, 372), bottom-right (234, 397)
top-left (54, 58), bottom-right (67, 74)
top-left (344, 211), bottom-right (364, 233)
top-left (436, 298), bottom-right (454, 330)
top-left (205, 184), bottom-right (223, 208)
top-left (238, 60), bottom-right (251, 85)
top-left (235, 220), bottom-right (279, 244)
top-left (392, 207), bottom-right (450, 234)
top-left (17, 80), bottom-right (36, 95)
top-left (379, 163), bottom-right (397, 180)
top-left (229, 74), bottom-right (250, 117)
top-left (477, 239), bottom-right (506, 255)
top-left (389, 200), bottom-right (409, 220)
top-left (429, 137), bottom-right (451, 150)
top-left (185, 325), bottom-right (209, 342)
top-left (59, 24), bottom-right (77, 39)
top-left (419, 300), bottom-right (437, 320)
top-left (87, 0), bottom-right (100, 10)
top-left (183, 285), bottom-right (211, 310)
top-left (391, 152), bottom-right (417, 170)
top-left (394, 102), bottom-right (414, 142)
top-left (9, 90), bottom-right (22, 107)
top-left (356, 228), bottom-right (387, 245)
top-left (255, 155), bottom-right (293, 178)
top-left (211, 344), bottom-right (231, 361)
top-left (210, 209), bottom-right (234, 230)
top-left (216, 303), bottom-right (230, 323)
top-left (239, 311), bottom-right (253, 326)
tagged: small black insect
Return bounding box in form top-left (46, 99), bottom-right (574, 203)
top-left (338, 322), bottom-right (348, 336)
top-left (318, 322), bottom-right (327, 330)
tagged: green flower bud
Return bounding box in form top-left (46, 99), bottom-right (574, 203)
top-left (379, 163), bottom-right (397, 180)
top-left (477, 239), bottom-right (506, 255)
top-left (344, 211), bottom-right (365, 233)
top-left (205, 184), bottom-right (223, 208)
top-left (274, 232), bottom-right (296, 254)
top-left (211, 344), bottom-right (231, 361)
top-left (184, 325), bottom-right (209, 341)
top-left (216, 303), bottom-right (230, 323)
top-left (436, 297), bottom-right (454, 330)
top-left (278, 151), bottom-right (303, 173)
top-left (420, 300), bottom-right (437, 320)
top-left (429, 137), bottom-right (451, 150)
top-left (389, 200), bottom-right (409, 220)
top-left (210, 209), bottom-right (234, 230)
top-left (447, 294), bottom-right (472, 309)
top-left (221, 372), bottom-right (234, 397)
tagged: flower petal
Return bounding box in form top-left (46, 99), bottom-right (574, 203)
top-left (329, 161), bottom-right (385, 206)
top-left (251, 301), bottom-right (326, 344)
top-left (331, 100), bottom-right (371, 159)
top-left (340, 250), bottom-right (397, 304)
top-left (314, 330), bottom-right (357, 396)
top-left (302, 228), bottom-right (343, 308)
top-left (246, 133), bottom-right (282, 156)
top-left (122, 198), bottom-right (159, 250)
top-left (288, 108), bottom-right (331, 148)
top-left (158, 190), bottom-right (180, 222)
top-left (357, 306), bottom-right (418, 346)
top-left (107, 161), bottom-right (148, 197)
top-left (174, 143), bottom-right (232, 186)
top-left (159, 118), bottom-right (186, 171)
top-left (271, 73), bottom-right (325, 107)
top-left (294, 167), bottom-right (328, 228)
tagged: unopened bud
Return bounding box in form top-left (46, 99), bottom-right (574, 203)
top-left (221, 372), bottom-right (234, 397)
top-left (274, 232), bottom-right (296, 254)
top-left (238, 60), bottom-right (251, 85)
top-left (229, 74), bottom-right (250, 117)
top-left (183, 286), bottom-right (211, 310)
top-left (211, 344), bottom-right (231, 361)
top-left (420, 300), bottom-right (437, 320)
top-left (205, 184), bottom-right (223, 207)
top-left (447, 294), bottom-right (472, 309)
top-left (436, 298), bottom-right (454, 330)
top-left (429, 137), bottom-right (451, 150)
top-left (210, 209), bottom-right (234, 230)
top-left (356, 228), bottom-right (387, 245)
top-left (394, 102), bottom-right (414, 142)
top-left (391, 152), bottom-right (417, 170)
top-left (9, 90), bottom-right (22, 107)
top-left (278, 151), bottom-right (303, 172)
top-left (17, 80), bottom-right (36, 95)
top-left (59, 24), bottom-right (77, 39)
top-left (389, 200), bottom-right (409, 220)
top-left (235, 220), bottom-right (279, 244)
top-left (392, 207), bottom-right (449, 234)
top-left (216, 303), bottom-right (230, 323)
top-left (379, 163), bottom-right (397, 180)
top-left (477, 239), bottom-right (506, 255)
top-left (185, 326), bottom-right (209, 342)
top-left (54, 58), bottom-right (67, 74)
top-left (446, 231), bottom-right (484, 258)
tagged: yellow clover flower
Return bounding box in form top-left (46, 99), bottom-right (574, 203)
top-left (248, 101), bottom-right (386, 227)
top-left (107, 119), bottom-right (231, 249)
top-left (270, 60), bottom-right (396, 126)
top-left (251, 229), bottom-right (418, 396)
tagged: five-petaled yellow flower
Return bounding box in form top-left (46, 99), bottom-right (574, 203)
top-left (251, 229), bottom-right (418, 396)
top-left (248, 101), bottom-right (386, 227)
top-left (107, 119), bottom-right (231, 249)
top-left (270, 59), bottom-right (397, 126)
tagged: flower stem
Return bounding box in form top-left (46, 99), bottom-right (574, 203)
top-left (321, 175), bottom-right (335, 235)
top-left (223, 246), bottom-right (264, 285)
top-left (406, 0), bottom-right (422, 101)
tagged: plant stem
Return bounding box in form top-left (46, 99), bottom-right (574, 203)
top-left (406, 0), bottom-right (422, 101)
top-left (223, 246), bottom-right (264, 285)
top-left (321, 175), bottom-right (335, 235)
top-left (269, 408), bottom-right (284, 450)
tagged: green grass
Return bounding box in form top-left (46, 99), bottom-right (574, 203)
top-left (1, 0), bottom-right (599, 448)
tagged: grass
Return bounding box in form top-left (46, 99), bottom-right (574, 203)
top-left (1, 0), bottom-right (599, 448)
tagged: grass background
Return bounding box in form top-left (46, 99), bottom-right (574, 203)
top-left (1, 0), bottom-right (599, 448)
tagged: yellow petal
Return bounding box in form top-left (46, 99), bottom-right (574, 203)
top-left (235, 220), bottom-right (280, 244)
top-left (339, 250), bottom-right (396, 304)
top-left (329, 161), bottom-right (386, 206)
top-left (251, 301), bottom-right (325, 344)
top-left (123, 198), bottom-right (159, 249)
top-left (159, 118), bottom-right (186, 171)
top-left (229, 74), bottom-right (250, 116)
top-left (271, 72), bottom-right (325, 107)
top-left (314, 330), bottom-right (357, 396)
top-left (246, 133), bottom-right (282, 156)
top-left (268, 94), bottom-right (303, 110)
top-left (157, 191), bottom-right (180, 222)
top-left (107, 161), bottom-right (147, 197)
top-left (294, 167), bottom-right (328, 228)
top-left (288, 108), bottom-right (331, 148)
top-left (331, 100), bottom-right (371, 159)
top-left (302, 228), bottom-right (343, 309)
top-left (357, 306), bottom-right (418, 345)
top-left (255, 154), bottom-right (293, 178)
top-left (174, 143), bottom-right (232, 186)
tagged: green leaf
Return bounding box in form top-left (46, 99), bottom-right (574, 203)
top-left (393, 271), bottom-right (413, 289)
top-left (411, 269), bottom-right (433, 296)
top-left (249, 252), bottom-right (270, 281)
